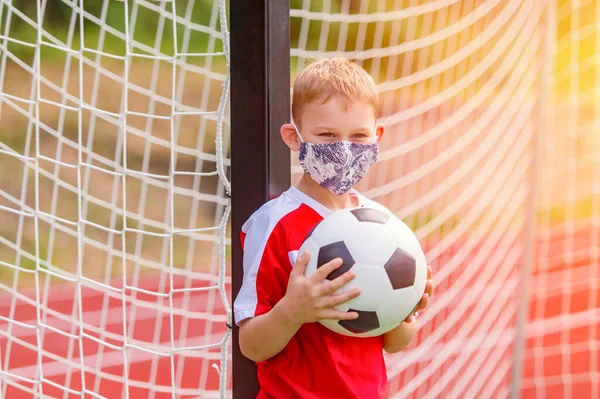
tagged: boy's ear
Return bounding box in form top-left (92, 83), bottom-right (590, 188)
top-left (375, 123), bottom-right (385, 143)
top-left (280, 123), bottom-right (302, 152)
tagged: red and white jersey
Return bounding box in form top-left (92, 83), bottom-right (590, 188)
top-left (234, 186), bottom-right (389, 399)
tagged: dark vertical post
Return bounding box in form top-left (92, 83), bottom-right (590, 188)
top-left (230, 1), bottom-right (290, 398)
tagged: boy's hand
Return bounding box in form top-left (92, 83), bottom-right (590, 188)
top-left (405, 265), bottom-right (433, 323)
top-left (278, 250), bottom-right (360, 327)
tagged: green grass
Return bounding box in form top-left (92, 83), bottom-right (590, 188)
top-left (4, 0), bottom-right (224, 62)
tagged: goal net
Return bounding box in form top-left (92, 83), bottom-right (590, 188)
top-left (1, 0), bottom-right (599, 399)
top-left (0, 0), bottom-right (231, 398)
top-left (292, 1), bottom-right (545, 396)
top-left (290, 0), bottom-right (597, 398)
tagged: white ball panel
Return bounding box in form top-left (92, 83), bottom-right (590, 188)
top-left (386, 217), bottom-right (425, 260)
top-left (376, 287), bottom-right (420, 328)
top-left (310, 210), bottom-right (359, 247)
top-left (334, 221), bottom-right (398, 267)
top-left (412, 250), bottom-right (428, 298)
top-left (332, 263), bottom-right (392, 311)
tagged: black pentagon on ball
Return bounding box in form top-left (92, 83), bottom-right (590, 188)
top-left (350, 207), bottom-right (390, 224)
top-left (317, 241), bottom-right (355, 281)
top-left (338, 309), bottom-right (380, 334)
top-left (384, 248), bottom-right (416, 290)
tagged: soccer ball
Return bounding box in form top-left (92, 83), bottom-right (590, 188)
top-left (299, 206), bottom-right (427, 337)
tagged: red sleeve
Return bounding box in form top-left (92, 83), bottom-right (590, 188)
top-left (233, 202), bottom-right (322, 325)
top-left (233, 205), bottom-right (296, 325)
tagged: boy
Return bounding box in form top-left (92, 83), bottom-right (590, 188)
top-left (233, 57), bottom-right (434, 398)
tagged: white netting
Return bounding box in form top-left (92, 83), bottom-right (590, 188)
top-left (1, 1), bottom-right (599, 398)
top-left (0, 0), bottom-right (231, 398)
top-left (289, 0), bottom-right (598, 398)
top-left (521, 0), bottom-right (600, 397)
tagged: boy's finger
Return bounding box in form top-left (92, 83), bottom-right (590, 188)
top-left (326, 287), bottom-right (360, 307)
top-left (417, 293), bottom-right (429, 311)
top-left (427, 265), bottom-right (433, 280)
top-left (321, 270), bottom-right (355, 295)
top-left (291, 250), bottom-right (310, 275)
top-left (322, 310), bottom-right (359, 321)
top-left (425, 280), bottom-right (434, 297)
top-left (310, 257), bottom-right (343, 282)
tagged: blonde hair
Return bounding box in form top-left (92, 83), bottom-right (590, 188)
top-left (292, 57), bottom-right (379, 124)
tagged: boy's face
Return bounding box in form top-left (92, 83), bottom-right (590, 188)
top-left (281, 95), bottom-right (384, 151)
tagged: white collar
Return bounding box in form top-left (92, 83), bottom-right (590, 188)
top-left (285, 186), bottom-right (362, 218)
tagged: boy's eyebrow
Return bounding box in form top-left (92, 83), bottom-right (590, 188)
top-left (313, 126), bottom-right (372, 132)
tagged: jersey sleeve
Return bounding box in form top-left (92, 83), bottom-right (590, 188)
top-left (233, 210), bottom-right (292, 326)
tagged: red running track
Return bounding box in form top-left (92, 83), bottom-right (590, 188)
top-left (1, 223), bottom-right (598, 398)
top-left (1, 276), bottom-right (232, 398)
top-left (521, 223), bottom-right (600, 399)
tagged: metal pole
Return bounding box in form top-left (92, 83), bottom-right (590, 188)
top-left (230, 1), bottom-right (291, 398)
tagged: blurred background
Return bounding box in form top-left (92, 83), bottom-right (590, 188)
top-left (0, 0), bottom-right (598, 398)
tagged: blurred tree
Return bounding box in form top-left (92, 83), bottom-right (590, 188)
top-left (4, 0), bottom-right (220, 59)
top-left (6, 0), bottom-right (105, 26)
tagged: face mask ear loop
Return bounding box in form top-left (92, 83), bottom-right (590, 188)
top-left (293, 124), bottom-right (305, 143)
top-left (373, 124), bottom-right (379, 144)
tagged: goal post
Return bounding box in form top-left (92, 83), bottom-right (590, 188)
top-left (230, 0), bottom-right (291, 398)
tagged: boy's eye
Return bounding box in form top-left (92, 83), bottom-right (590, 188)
top-left (319, 132), bottom-right (335, 137)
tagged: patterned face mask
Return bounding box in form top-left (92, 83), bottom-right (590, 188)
top-left (294, 125), bottom-right (379, 195)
